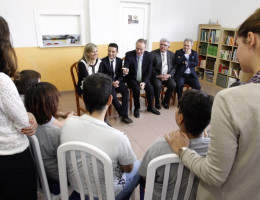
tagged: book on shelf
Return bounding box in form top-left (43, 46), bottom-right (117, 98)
top-left (215, 30), bottom-right (220, 43)
top-left (231, 68), bottom-right (241, 78)
top-left (232, 49), bottom-right (239, 62)
top-left (201, 30), bottom-right (208, 42)
top-left (227, 77), bottom-right (238, 87)
top-left (218, 64), bottom-right (229, 75)
top-left (224, 35), bottom-right (234, 45)
top-left (220, 50), bottom-right (232, 60)
top-left (199, 43), bottom-right (208, 55)
top-left (206, 57), bottom-right (216, 70)
top-left (205, 70), bottom-right (214, 83)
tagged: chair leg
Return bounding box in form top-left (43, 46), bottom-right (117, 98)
top-left (76, 95), bottom-right (80, 116)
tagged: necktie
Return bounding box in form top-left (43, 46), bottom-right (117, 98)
top-left (110, 60), bottom-right (114, 78)
top-left (162, 53), bottom-right (167, 75)
top-left (137, 56), bottom-right (142, 82)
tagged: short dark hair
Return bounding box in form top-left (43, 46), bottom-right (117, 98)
top-left (108, 43), bottom-right (118, 51)
top-left (178, 90), bottom-right (214, 136)
top-left (14, 70), bottom-right (41, 94)
top-left (83, 73), bottom-right (112, 114)
top-left (136, 38), bottom-right (147, 45)
top-left (25, 82), bottom-right (60, 125)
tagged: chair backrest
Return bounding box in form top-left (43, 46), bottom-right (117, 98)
top-left (70, 62), bottom-right (87, 116)
top-left (28, 135), bottom-right (52, 200)
top-left (57, 141), bottom-right (115, 200)
top-left (144, 154), bottom-right (195, 200)
top-left (70, 62), bottom-right (78, 91)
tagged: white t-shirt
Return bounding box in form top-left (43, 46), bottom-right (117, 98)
top-left (0, 73), bottom-right (29, 155)
top-left (60, 114), bottom-right (136, 198)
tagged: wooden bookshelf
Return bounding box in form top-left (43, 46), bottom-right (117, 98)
top-left (216, 28), bottom-right (252, 88)
top-left (196, 24), bottom-right (222, 85)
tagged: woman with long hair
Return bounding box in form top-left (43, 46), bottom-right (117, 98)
top-left (77, 43), bottom-right (101, 95)
top-left (0, 16), bottom-right (38, 200)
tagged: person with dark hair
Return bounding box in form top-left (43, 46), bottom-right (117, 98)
top-left (61, 73), bottom-right (141, 200)
top-left (139, 90), bottom-right (213, 199)
top-left (165, 8), bottom-right (260, 200)
top-left (13, 69), bottom-right (41, 101)
top-left (98, 43), bottom-right (132, 123)
top-left (77, 43), bottom-right (101, 95)
top-left (0, 16), bottom-right (38, 200)
top-left (151, 38), bottom-right (176, 109)
top-left (174, 38), bottom-right (201, 100)
top-left (123, 38), bottom-right (160, 118)
top-left (25, 82), bottom-right (73, 194)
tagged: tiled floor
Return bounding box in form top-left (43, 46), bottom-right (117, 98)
top-left (38, 81), bottom-right (221, 199)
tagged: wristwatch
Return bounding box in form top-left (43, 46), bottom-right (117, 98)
top-left (177, 147), bottom-right (188, 157)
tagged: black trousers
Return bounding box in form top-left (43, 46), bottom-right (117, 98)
top-left (176, 74), bottom-right (201, 100)
top-left (152, 77), bottom-right (176, 105)
top-left (0, 147), bottom-right (37, 200)
top-left (127, 79), bottom-right (154, 109)
top-left (111, 81), bottom-right (129, 117)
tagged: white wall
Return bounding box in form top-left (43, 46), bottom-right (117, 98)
top-left (150, 0), bottom-right (211, 43)
top-left (210, 0), bottom-right (260, 28)
top-left (1, 0), bottom-right (260, 48)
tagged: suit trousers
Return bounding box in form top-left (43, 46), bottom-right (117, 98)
top-left (111, 81), bottom-right (129, 117)
top-left (176, 74), bottom-right (201, 100)
top-left (0, 147), bottom-right (37, 200)
top-left (127, 79), bottom-right (154, 109)
top-left (152, 77), bottom-right (176, 105)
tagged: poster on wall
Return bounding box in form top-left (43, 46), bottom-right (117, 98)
top-left (128, 15), bottom-right (139, 24)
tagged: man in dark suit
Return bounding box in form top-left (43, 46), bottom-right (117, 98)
top-left (151, 38), bottom-right (176, 109)
top-left (175, 38), bottom-right (201, 100)
top-left (99, 43), bottom-right (132, 123)
top-left (123, 38), bottom-right (160, 118)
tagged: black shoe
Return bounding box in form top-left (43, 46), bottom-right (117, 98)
top-left (162, 101), bottom-right (169, 109)
top-left (155, 103), bottom-right (161, 110)
top-left (122, 116), bottom-right (133, 123)
top-left (147, 107), bottom-right (160, 115)
top-left (134, 109), bottom-right (140, 118)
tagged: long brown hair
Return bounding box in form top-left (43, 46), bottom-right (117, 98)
top-left (0, 16), bottom-right (17, 77)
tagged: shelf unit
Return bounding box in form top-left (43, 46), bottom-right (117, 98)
top-left (196, 24), bottom-right (222, 85)
top-left (216, 28), bottom-right (252, 88)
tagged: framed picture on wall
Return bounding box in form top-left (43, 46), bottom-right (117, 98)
top-left (34, 9), bottom-right (85, 47)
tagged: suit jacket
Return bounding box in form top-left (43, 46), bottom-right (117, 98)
top-left (124, 50), bottom-right (152, 84)
top-left (151, 49), bottom-right (176, 79)
top-left (174, 49), bottom-right (199, 80)
top-left (98, 56), bottom-right (123, 82)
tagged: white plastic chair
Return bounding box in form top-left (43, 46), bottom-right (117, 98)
top-left (28, 135), bottom-right (60, 200)
top-left (144, 154), bottom-right (195, 200)
top-left (57, 141), bottom-right (116, 200)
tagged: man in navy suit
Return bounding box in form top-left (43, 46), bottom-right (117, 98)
top-left (174, 39), bottom-right (201, 100)
top-left (123, 38), bottom-right (160, 118)
top-left (151, 38), bottom-right (176, 109)
top-left (99, 43), bottom-right (132, 123)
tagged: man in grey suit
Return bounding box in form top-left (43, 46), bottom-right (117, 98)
top-left (151, 38), bottom-right (176, 109)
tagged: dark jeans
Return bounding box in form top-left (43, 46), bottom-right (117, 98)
top-left (176, 74), bottom-right (201, 100)
top-left (0, 147), bottom-right (37, 200)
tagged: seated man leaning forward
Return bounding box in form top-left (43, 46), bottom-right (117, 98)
top-left (60, 73), bottom-right (141, 200)
top-left (138, 90), bottom-right (213, 200)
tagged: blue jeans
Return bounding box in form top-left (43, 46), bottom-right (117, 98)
top-left (115, 160), bottom-right (141, 200)
top-left (69, 160), bottom-right (141, 200)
